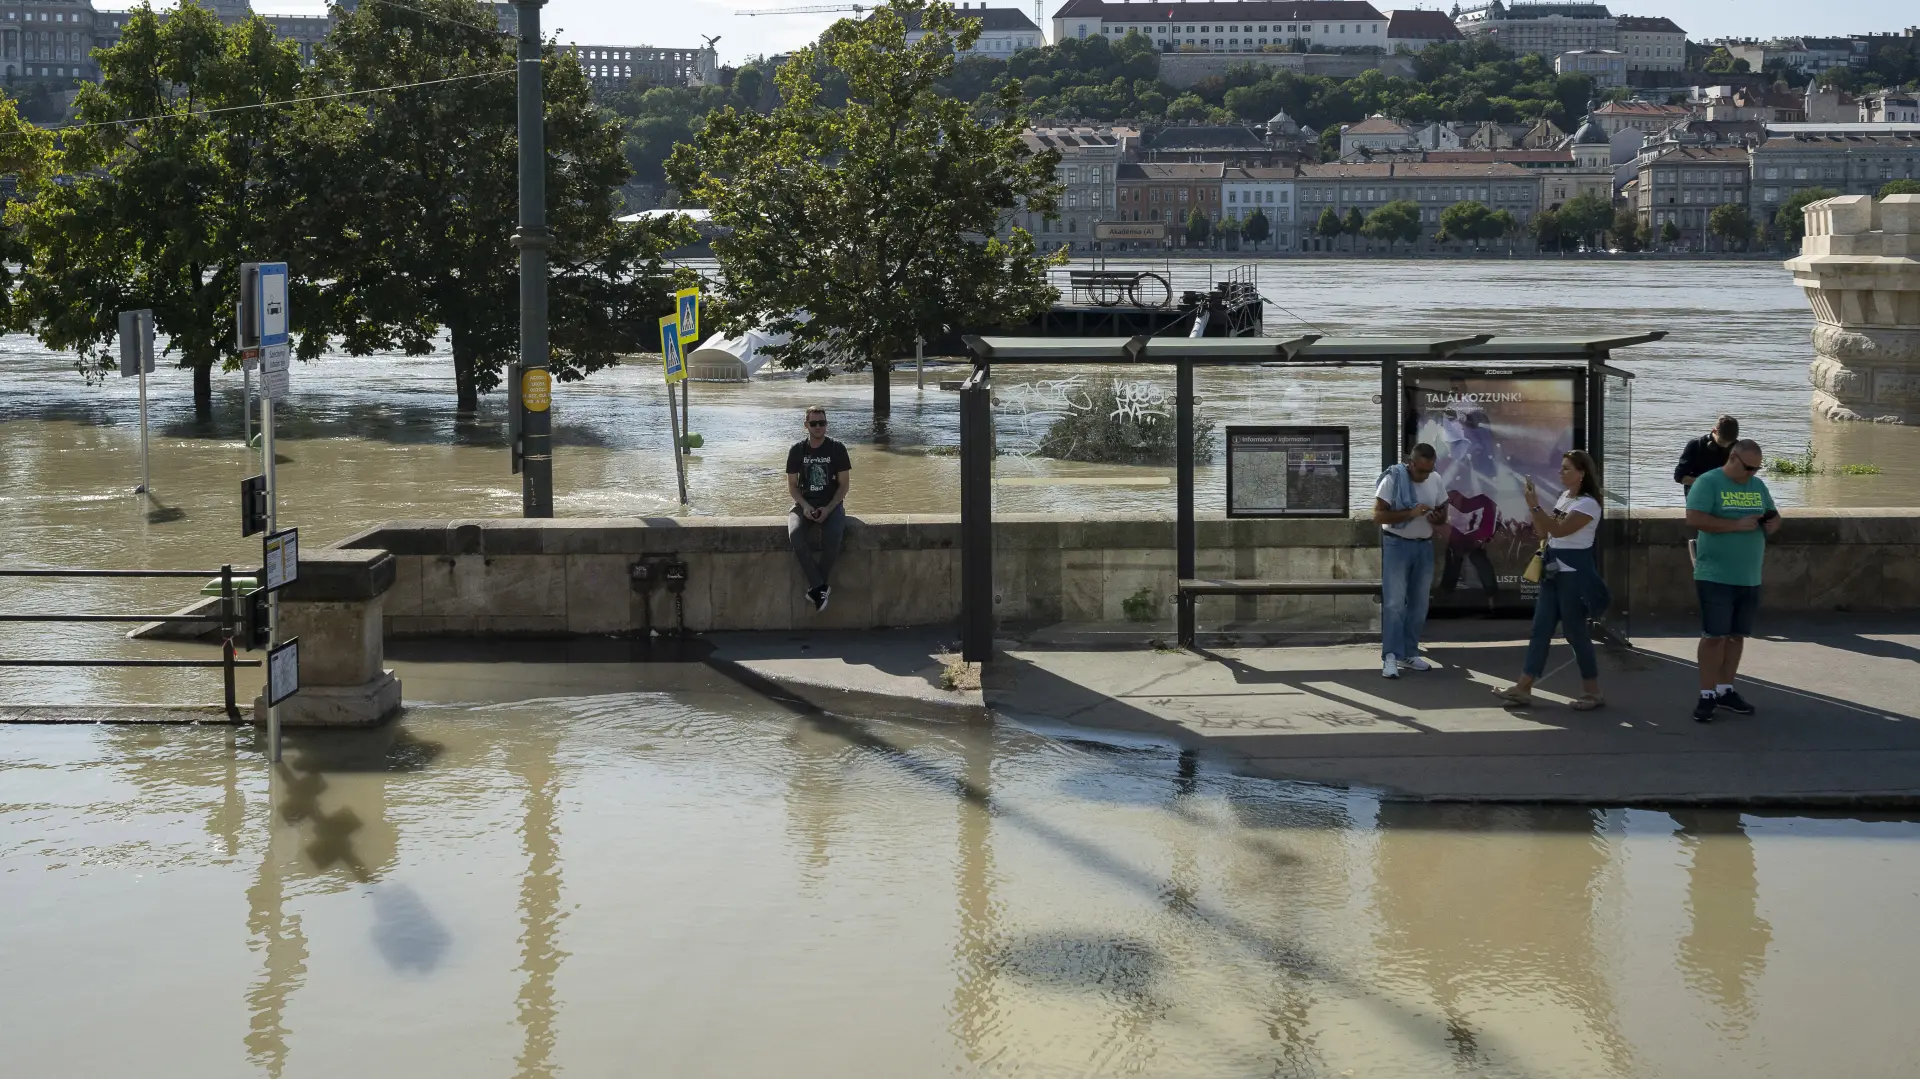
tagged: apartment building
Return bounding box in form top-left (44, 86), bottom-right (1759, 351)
top-left (1633, 145), bottom-right (1750, 248)
top-left (1862, 91), bottom-right (1920, 125)
top-left (1052, 0), bottom-right (1390, 52)
top-left (1223, 166), bottom-right (1299, 248)
top-left (1295, 161), bottom-right (1540, 251)
top-left (1116, 162), bottom-right (1225, 245)
top-left (1385, 9), bottom-right (1463, 53)
top-left (1593, 100), bottom-right (1692, 137)
top-left (1455, 2), bottom-right (1616, 58)
top-left (1555, 47), bottom-right (1626, 88)
top-left (901, 4), bottom-right (1044, 56)
top-left (1615, 15), bottom-right (1685, 75)
top-left (1017, 126), bottom-right (1136, 251)
top-left (1750, 134), bottom-right (1920, 216)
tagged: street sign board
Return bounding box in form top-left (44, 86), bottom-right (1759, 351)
top-left (521, 367), bottom-right (551, 412)
top-left (1093, 222), bottom-right (1168, 241)
top-left (268, 637), bottom-right (300, 705)
top-left (676, 287), bottom-right (700, 343)
top-left (117, 309), bottom-right (155, 376)
top-left (660, 315), bottom-right (687, 384)
top-left (261, 342), bottom-right (291, 402)
top-left (263, 527), bottom-right (299, 592)
top-left (241, 474), bottom-right (268, 536)
top-left (258, 262), bottom-right (289, 347)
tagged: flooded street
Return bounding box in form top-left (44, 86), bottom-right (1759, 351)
top-left (5, 674), bottom-right (1920, 1077)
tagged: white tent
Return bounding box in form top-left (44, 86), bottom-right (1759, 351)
top-left (686, 326), bottom-right (789, 381)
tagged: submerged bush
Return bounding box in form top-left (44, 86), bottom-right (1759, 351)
top-left (1035, 379), bottom-right (1217, 466)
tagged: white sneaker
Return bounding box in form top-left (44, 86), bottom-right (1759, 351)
top-left (818, 587), bottom-right (830, 613)
top-left (1403, 656), bottom-right (1434, 672)
top-left (1382, 654), bottom-right (1400, 679)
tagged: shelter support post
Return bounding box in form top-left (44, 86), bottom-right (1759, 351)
top-left (959, 366), bottom-right (993, 663)
top-left (1380, 356), bottom-right (1399, 470)
top-left (1176, 358), bottom-right (1196, 648)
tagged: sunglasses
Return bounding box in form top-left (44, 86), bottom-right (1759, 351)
top-left (807, 419), bottom-right (827, 428)
top-left (1732, 456), bottom-right (1763, 472)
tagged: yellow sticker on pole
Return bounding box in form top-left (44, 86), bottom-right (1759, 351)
top-left (521, 368), bottom-right (551, 412)
top-left (660, 315), bottom-right (687, 384)
top-left (675, 287), bottom-right (700, 343)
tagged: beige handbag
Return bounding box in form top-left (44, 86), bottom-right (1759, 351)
top-left (1521, 544), bottom-right (1546, 584)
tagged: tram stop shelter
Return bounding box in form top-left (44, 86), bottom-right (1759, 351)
top-left (955, 332), bottom-right (1666, 662)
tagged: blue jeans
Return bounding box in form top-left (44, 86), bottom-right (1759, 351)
top-left (1524, 568), bottom-right (1599, 680)
top-left (788, 504), bottom-right (846, 591)
top-left (1380, 533), bottom-right (1434, 660)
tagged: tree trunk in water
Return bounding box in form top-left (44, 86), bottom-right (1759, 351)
top-left (452, 325), bottom-right (479, 415)
top-left (194, 362), bottom-right (213, 423)
top-left (872, 356), bottom-right (891, 419)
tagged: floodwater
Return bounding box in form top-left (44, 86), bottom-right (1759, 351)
top-left (5, 668), bottom-right (1920, 1077)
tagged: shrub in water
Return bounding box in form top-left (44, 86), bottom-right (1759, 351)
top-left (1036, 379), bottom-right (1217, 466)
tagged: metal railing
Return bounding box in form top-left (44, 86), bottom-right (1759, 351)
top-left (0, 566), bottom-right (261, 721)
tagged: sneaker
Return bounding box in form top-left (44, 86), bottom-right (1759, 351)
top-left (1382, 654), bottom-right (1400, 679)
top-left (1716, 688), bottom-right (1755, 715)
top-left (1403, 656), bottom-right (1434, 672)
top-left (1692, 696), bottom-right (1718, 723)
top-left (817, 587), bottom-right (830, 613)
top-left (806, 587), bottom-right (826, 612)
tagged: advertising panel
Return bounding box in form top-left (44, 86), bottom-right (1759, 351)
top-left (1226, 426), bottom-right (1349, 518)
top-left (1403, 370), bottom-right (1584, 610)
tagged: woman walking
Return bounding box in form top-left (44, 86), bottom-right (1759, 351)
top-left (1496, 450), bottom-right (1610, 711)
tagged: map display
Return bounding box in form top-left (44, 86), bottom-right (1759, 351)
top-left (1226, 427), bottom-right (1349, 518)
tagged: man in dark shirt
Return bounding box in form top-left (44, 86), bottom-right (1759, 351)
top-left (1674, 415), bottom-right (1739, 489)
top-left (786, 406), bottom-right (853, 612)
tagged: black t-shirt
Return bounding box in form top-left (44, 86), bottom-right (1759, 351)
top-left (1674, 432), bottom-right (1731, 485)
top-left (787, 437), bottom-right (852, 508)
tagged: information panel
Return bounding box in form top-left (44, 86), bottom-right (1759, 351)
top-left (268, 637), bottom-right (300, 705)
top-left (1226, 426), bottom-right (1349, 518)
top-left (263, 527), bottom-right (299, 592)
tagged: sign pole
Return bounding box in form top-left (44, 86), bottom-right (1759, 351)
top-left (137, 361), bottom-right (150, 497)
top-left (263, 393), bottom-right (280, 763)
top-left (512, 0), bottom-right (554, 518)
top-left (119, 309), bottom-right (155, 496)
top-left (680, 375), bottom-right (691, 456)
top-left (916, 335), bottom-right (925, 391)
top-left (667, 382), bottom-right (688, 504)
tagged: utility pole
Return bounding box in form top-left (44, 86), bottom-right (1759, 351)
top-left (512, 0), bottom-right (554, 517)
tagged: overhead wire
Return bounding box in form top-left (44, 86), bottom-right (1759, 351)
top-left (37, 68), bottom-right (515, 135)
top-left (353, 0), bottom-right (517, 39)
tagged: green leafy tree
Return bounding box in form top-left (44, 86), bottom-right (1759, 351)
top-left (1360, 199), bottom-right (1422, 251)
top-left (7, 4), bottom-right (302, 419)
top-left (1708, 203), bottom-right (1754, 252)
top-left (1217, 215), bottom-right (1242, 250)
top-left (1659, 219), bottom-right (1681, 247)
top-left (1243, 207), bottom-right (1270, 250)
top-left (1774, 186), bottom-right (1841, 247)
top-left (1610, 208), bottom-right (1644, 252)
top-left (1530, 207), bottom-right (1563, 252)
top-left (1315, 207), bottom-right (1343, 247)
top-left (1879, 180), bottom-right (1920, 198)
top-left (1317, 124), bottom-right (1342, 161)
top-left (1485, 208), bottom-right (1518, 248)
top-left (1558, 191), bottom-right (1615, 251)
top-left (1436, 200), bottom-right (1491, 245)
top-left (282, 0), bottom-right (692, 414)
top-left (1341, 207), bottom-right (1365, 251)
top-left (1186, 208), bottom-right (1211, 246)
top-left (669, 0), bottom-right (1061, 418)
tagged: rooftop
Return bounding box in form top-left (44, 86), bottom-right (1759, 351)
top-left (1386, 9), bottom-right (1463, 39)
top-left (1646, 145), bottom-right (1751, 164)
top-left (1345, 115), bottom-right (1413, 136)
top-left (901, 7), bottom-right (1042, 33)
top-left (1118, 162), bottom-right (1228, 180)
top-left (1615, 15), bottom-right (1684, 34)
top-left (1053, 0), bottom-right (1388, 19)
top-left (1300, 161), bottom-right (1538, 178)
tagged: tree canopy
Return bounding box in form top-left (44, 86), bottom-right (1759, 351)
top-left (667, 0), bottom-right (1060, 418)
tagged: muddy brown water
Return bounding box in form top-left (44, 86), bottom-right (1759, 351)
top-left (5, 671), bottom-right (1919, 1077)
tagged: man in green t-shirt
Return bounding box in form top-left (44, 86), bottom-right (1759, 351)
top-left (1683, 438), bottom-right (1781, 722)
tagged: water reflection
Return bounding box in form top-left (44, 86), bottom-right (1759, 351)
top-left (1671, 810), bottom-right (1772, 1028)
top-left (510, 731), bottom-right (566, 1079)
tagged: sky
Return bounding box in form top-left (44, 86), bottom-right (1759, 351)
top-left (119, 2), bottom-right (1920, 68)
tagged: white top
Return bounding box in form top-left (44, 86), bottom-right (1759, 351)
top-left (1547, 491), bottom-right (1601, 570)
top-left (1374, 471), bottom-right (1447, 540)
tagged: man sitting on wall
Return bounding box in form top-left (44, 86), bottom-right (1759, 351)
top-left (786, 406), bottom-right (853, 612)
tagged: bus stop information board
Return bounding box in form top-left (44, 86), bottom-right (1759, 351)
top-left (1226, 426), bottom-right (1349, 518)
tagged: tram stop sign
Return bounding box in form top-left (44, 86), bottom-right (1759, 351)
top-left (117, 310), bottom-right (155, 376)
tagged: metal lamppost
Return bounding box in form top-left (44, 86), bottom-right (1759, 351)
top-left (511, 0), bottom-right (553, 517)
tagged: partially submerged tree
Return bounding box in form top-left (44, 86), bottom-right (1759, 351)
top-left (1361, 199), bottom-right (1422, 251)
top-left (669, 0), bottom-right (1062, 418)
top-left (1242, 207), bottom-right (1270, 251)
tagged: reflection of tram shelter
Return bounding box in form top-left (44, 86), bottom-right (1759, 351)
top-left (954, 333), bottom-right (1665, 659)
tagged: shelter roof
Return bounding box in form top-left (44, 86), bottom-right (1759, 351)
top-left (963, 333), bottom-right (1666, 364)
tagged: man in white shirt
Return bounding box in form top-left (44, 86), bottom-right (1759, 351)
top-left (1372, 443), bottom-right (1447, 678)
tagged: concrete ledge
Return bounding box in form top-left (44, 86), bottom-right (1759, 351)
top-left (253, 670), bottom-right (402, 727)
top-left (280, 548), bottom-right (396, 602)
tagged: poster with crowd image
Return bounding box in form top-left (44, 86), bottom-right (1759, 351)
top-left (1402, 369), bottom-right (1585, 612)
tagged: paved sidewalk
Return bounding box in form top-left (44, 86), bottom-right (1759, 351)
top-left (984, 618), bottom-right (1920, 805)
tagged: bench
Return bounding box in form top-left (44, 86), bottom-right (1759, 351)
top-left (1067, 269), bottom-right (1138, 307)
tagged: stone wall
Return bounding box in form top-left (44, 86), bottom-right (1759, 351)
top-left (334, 509), bottom-right (1920, 639)
top-left (1787, 194), bottom-right (1920, 423)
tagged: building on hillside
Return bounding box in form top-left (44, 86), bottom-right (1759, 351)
top-left (1115, 162), bottom-right (1225, 247)
top-left (1804, 84), bottom-right (1860, 124)
top-left (1385, 9), bottom-right (1461, 53)
top-left (1017, 126), bottom-right (1136, 251)
top-left (1725, 37), bottom-right (1858, 78)
top-left (559, 45), bottom-right (720, 91)
top-left (1593, 99), bottom-right (1691, 137)
top-left (1339, 115), bottom-right (1416, 157)
top-left (1454, 2), bottom-right (1616, 58)
top-left (1552, 107), bottom-right (1618, 203)
top-left (1555, 47), bottom-right (1625, 89)
top-left (1694, 85), bottom-right (1806, 124)
top-left (1614, 15), bottom-right (1685, 76)
top-left (1222, 166), bottom-right (1299, 248)
top-left (1410, 122), bottom-right (1463, 150)
top-left (1518, 117), bottom-right (1566, 148)
top-left (1051, 0), bottom-right (1390, 53)
top-left (1295, 160), bottom-right (1540, 251)
top-left (1750, 134), bottom-right (1920, 220)
top-left (1632, 145), bottom-right (1750, 249)
top-left (1862, 91), bottom-right (1920, 125)
top-left (901, 4), bottom-right (1044, 55)
top-left (1141, 124), bottom-right (1302, 166)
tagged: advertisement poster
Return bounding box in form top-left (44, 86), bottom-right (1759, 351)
top-left (1226, 426), bottom-right (1349, 518)
top-left (1403, 370), bottom-right (1583, 610)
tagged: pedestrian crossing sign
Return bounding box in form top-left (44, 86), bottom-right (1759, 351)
top-left (676, 287), bottom-right (700, 343)
top-left (660, 314), bottom-right (687, 384)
